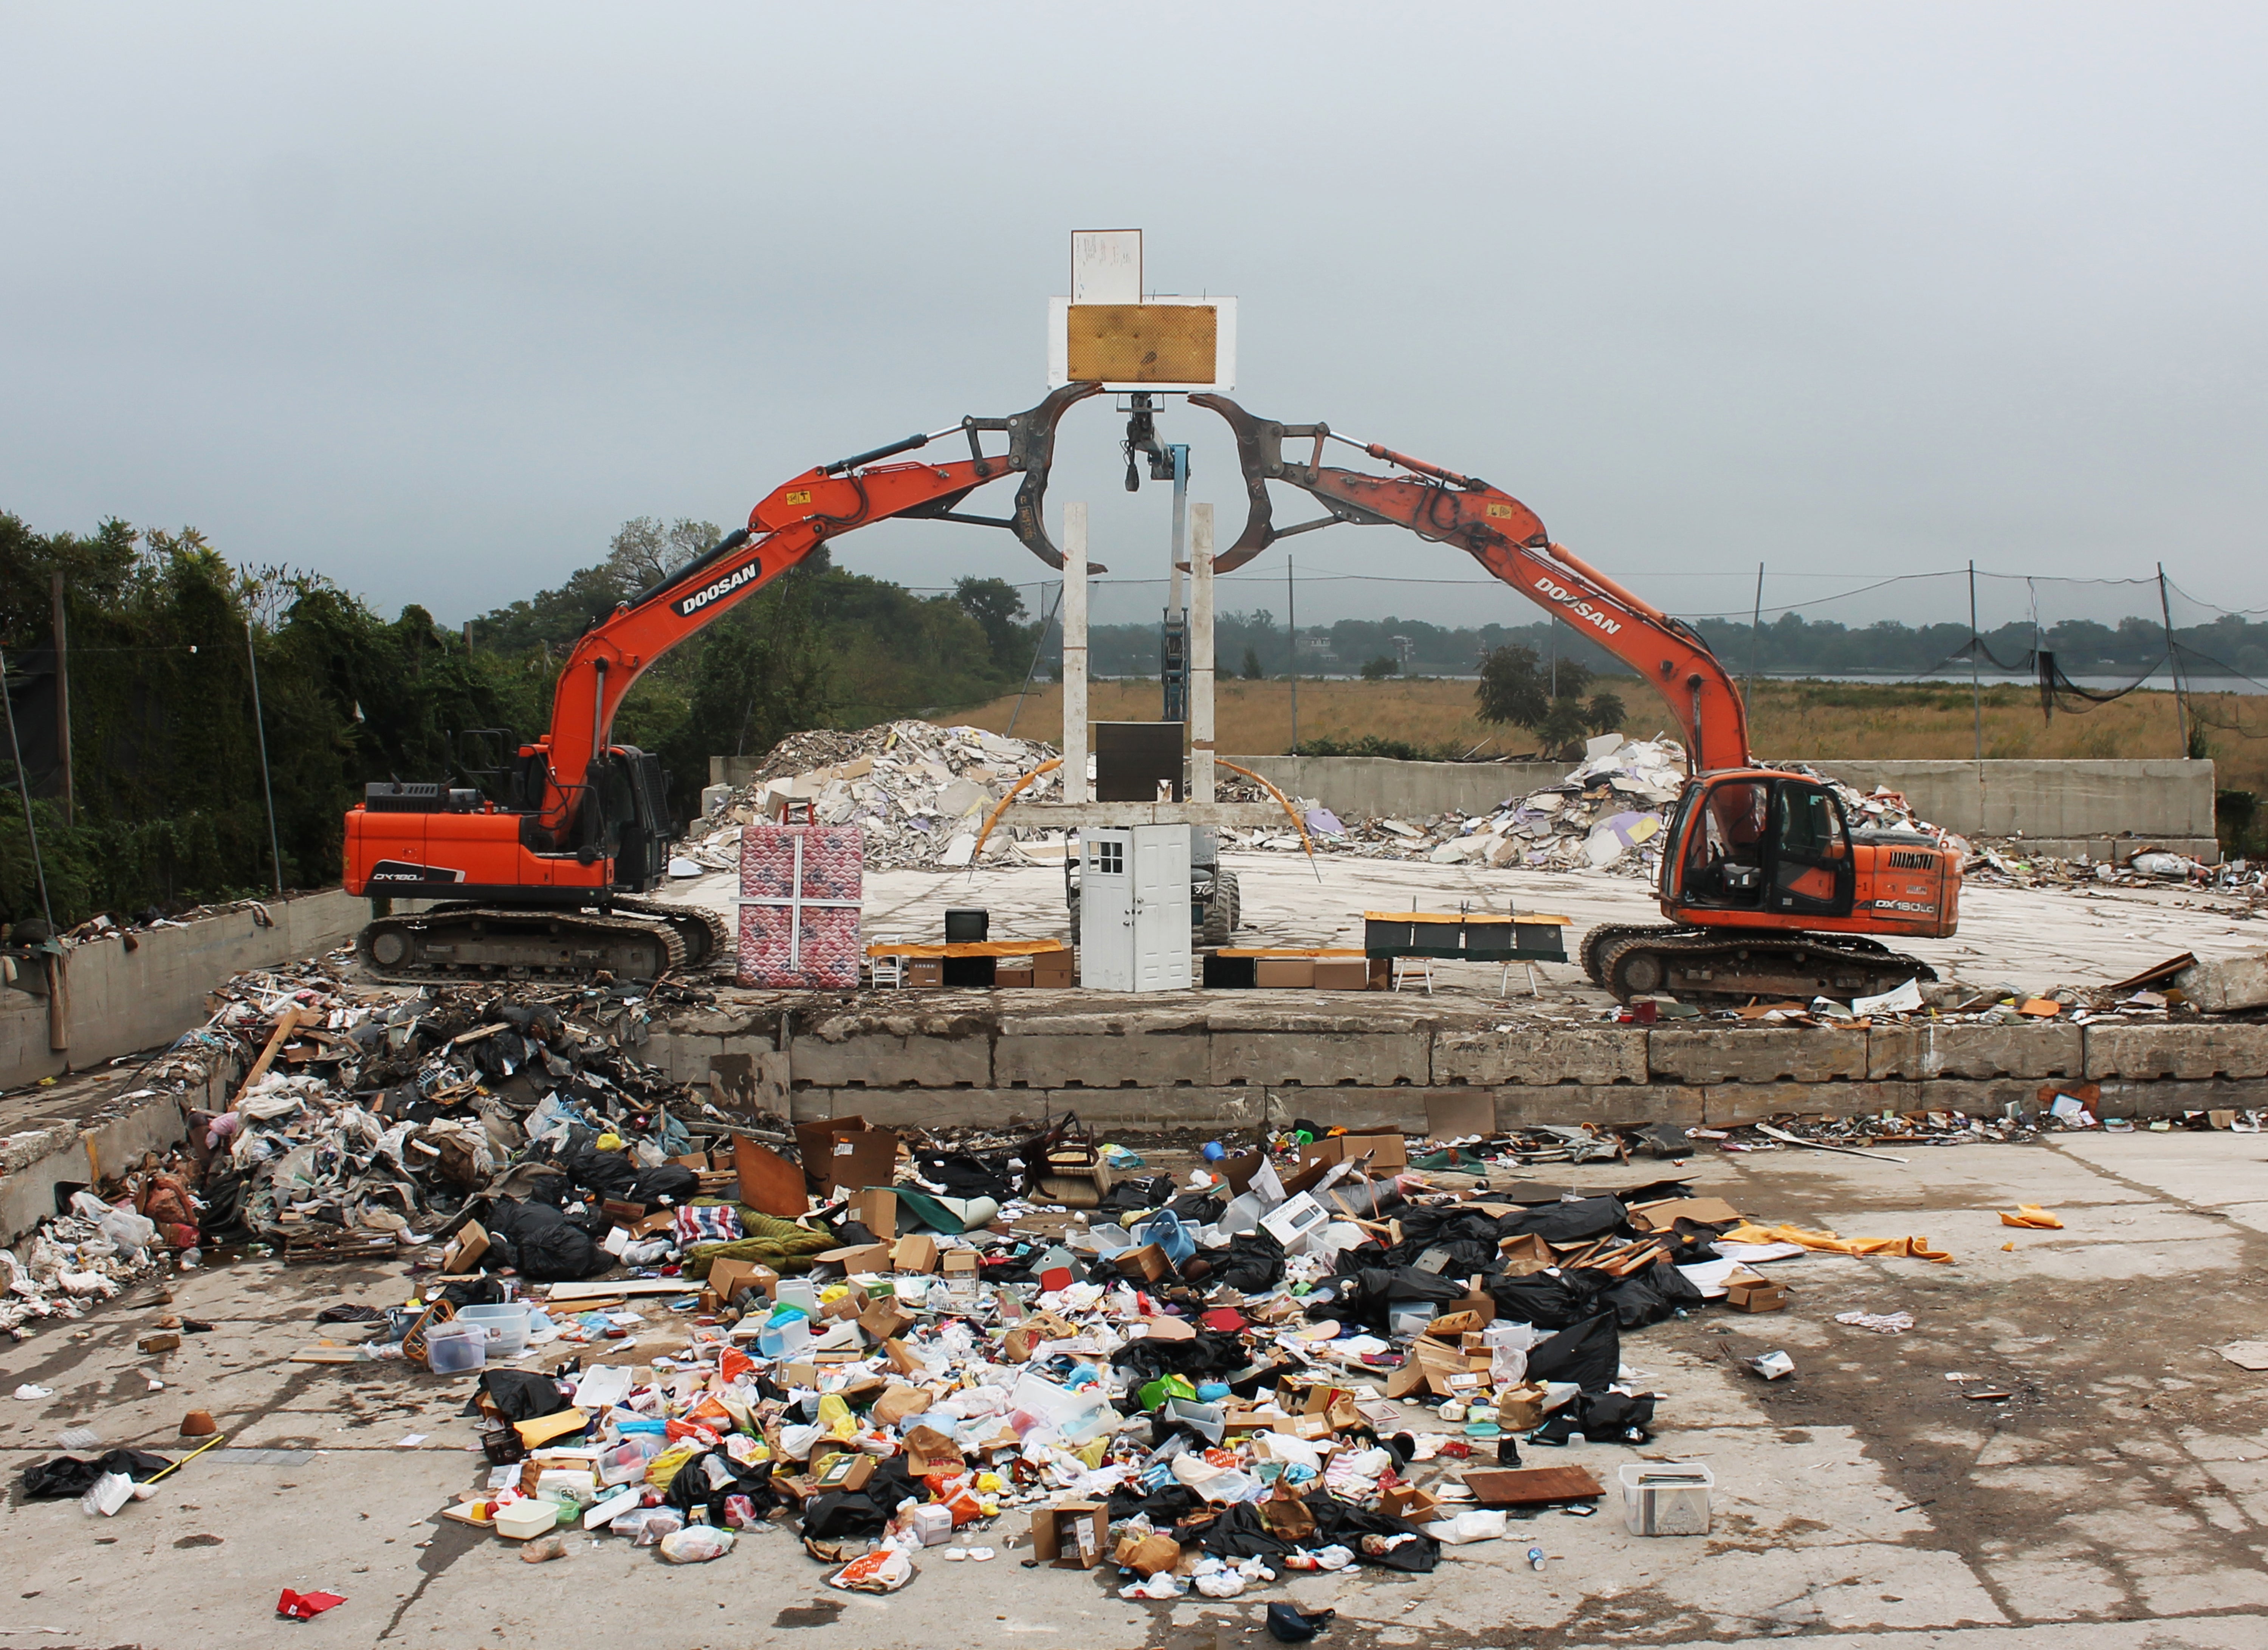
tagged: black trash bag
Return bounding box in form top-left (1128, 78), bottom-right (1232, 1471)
top-left (1112, 1330), bottom-right (1248, 1386)
top-left (432, 1277), bottom-right (509, 1310)
top-left (1576, 1389), bottom-right (1657, 1444)
top-left (1525, 1312), bottom-right (1622, 1392)
top-left (1210, 1228), bottom-right (1285, 1293)
top-left (1599, 1257), bottom-right (1706, 1329)
top-left (1311, 1266), bottom-right (1464, 1332)
top-left (22, 1448), bottom-right (174, 1498)
top-left (1528, 1408), bottom-right (1583, 1447)
top-left (197, 1168), bottom-right (249, 1240)
top-left (1496, 1196), bottom-right (1628, 1245)
top-left (1656, 1217), bottom-right (1726, 1264)
top-left (911, 1151), bottom-right (1015, 1202)
top-left (1486, 1270), bottom-right (1596, 1329)
top-left (460, 1369), bottom-right (575, 1423)
top-left (1098, 1175), bottom-right (1177, 1215)
top-left (1105, 1480), bottom-right (1205, 1526)
top-left (662, 1446), bottom-right (778, 1523)
top-left (1165, 1190), bottom-right (1226, 1227)
top-left (1379, 1206), bottom-right (1501, 1271)
top-left (1267, 1603), bottom-right (1336, 1642)
top-left (628, 1164), bottom-right (699, 1207)
top-left (560, 1146), bottom-right (640, 1200)
top-left (801, 1458), bottom-right (926, 1539)
top-left (1299, 1489), bottom-right (1440, 1572)
top-left (1198, 1501), bottom-right (1292, 1559)
top-left (484, 1197), bottom-right (608, 1281)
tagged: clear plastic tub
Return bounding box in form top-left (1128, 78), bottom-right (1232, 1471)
top-left (1619, 1462), bottom-right (1713, 1535)
top-left (458, 1304), bottom-right (530, 1358)
top-left (423, 1321), bottom-right (487, 1374)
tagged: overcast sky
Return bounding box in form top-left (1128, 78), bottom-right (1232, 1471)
top-left (4, 3), bottom-right (2264, 638)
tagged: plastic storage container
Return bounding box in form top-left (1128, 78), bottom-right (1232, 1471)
top-left (1619, 1462), bottom-right (1713, 1535)
top-left (423, 1321), bottom-right (487, 1374)
top-left (458, 1304), bottom-right (530, 1358)
top-left (494, 1498), bottom-right (559, 1540)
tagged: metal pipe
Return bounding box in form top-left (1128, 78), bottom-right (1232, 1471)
top-left (1190, 502), bottom-right (1216, 803)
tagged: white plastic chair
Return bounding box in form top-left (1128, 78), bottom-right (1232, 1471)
top-left (871, 935), bottom-right (906, 989)
top-left (1391, 954), bottom-right (1433, 995)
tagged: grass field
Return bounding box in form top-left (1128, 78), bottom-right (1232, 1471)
top-left (947, 676), bottom-right (2268, 797)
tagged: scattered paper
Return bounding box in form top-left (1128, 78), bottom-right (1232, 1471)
top-left (394, 1434), bottom-right (428, 1448)
top-left (1834, 1310), bottom-right (1915, 1334)
top-left (1851, 978), bottom-right (1924, 1016)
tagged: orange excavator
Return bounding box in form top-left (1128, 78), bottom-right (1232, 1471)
top-left (345, 384), bottom-right (1960, 999)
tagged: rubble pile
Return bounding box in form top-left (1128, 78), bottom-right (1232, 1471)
top-left (675, 721), bottom-right (1064, 873)
top-left (1226, 738), bottom-right (1966, 878)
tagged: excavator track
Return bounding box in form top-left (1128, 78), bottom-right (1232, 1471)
top-left (1596, 929), bottom-right (1936, 1005)
top-left (612, 895), bottom-right (733, 972)
top-left (1580, 922), bottom-right (1686, 986)
top-left (356, 902), bottom-right (696, 984)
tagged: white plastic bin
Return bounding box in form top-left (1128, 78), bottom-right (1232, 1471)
top-left (1619, 1462), bottom-right (1713, 1535)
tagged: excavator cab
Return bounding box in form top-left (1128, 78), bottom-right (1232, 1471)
top-left (1662, 774), bottom-right (1854, 921)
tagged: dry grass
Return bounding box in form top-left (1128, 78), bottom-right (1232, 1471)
top-left (943, 677), bottom-right (2268, 794)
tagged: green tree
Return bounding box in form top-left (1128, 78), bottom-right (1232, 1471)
top-left (951, 577), bottom-right (1031, 676)
top-left (1359, 655), bottom-right (1399, 680)
top-left (1241, 646), bottom-right (1264, 680)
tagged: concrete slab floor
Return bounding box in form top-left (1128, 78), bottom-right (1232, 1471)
top-left (672, 850), bottom-right (2267, 1008)
top-left (5, 1135), bottom-right (2268, 1648)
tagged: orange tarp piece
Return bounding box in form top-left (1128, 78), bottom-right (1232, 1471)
top-left (1998, 1205), bottom-right (2064, 1229)
top-left (1724, 1221), bottom-right (1954, 1264)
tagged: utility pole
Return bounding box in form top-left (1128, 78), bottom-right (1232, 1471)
top-left (0, 648), bottom-right (55, 932)
top-left (1969, 560), bottom-right (1982, 765)
top-left (2158, 562), bottom-right (2189, 757)
top-left (246, 618), bottom-right (285, 896)
top-left (50, 572), bottom-right (71, 825)
top-left (1286, 555), bottom-right (1298, 755)
top-left (1744, 561), bottom-right (1765, 707)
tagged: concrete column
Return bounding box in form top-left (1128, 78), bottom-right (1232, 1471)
top-left (1062, 502), bottom-right (1089, 804)
top-left (1190, 501), bottom-right (1215, 802)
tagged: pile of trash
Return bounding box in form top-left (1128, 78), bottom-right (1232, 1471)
top-left (1223, 738), bottom-right (1964, 878)
top-left (0, 962), bottom-right (748, 1336)
top-left (193, 1116), bottom-right (1963, 1598)
top-left (674, 721), bottom-right (1064, 873)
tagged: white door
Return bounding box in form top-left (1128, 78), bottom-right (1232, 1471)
top-left (1130, 825), bottom-right (1193, 992)
top-left (1078, 828), bottom-right (1135, 991)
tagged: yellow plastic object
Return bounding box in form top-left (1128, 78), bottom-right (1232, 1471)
top-left (644, 1441), bottom-right (702, 1488)
top-left (595, 1132), bottom-right (622, 1150)
top-left (817, 1394), bottom-right (858, 1439)
top-left (513, 1408), bottom-right (592, 1449)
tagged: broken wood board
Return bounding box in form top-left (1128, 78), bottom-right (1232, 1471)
top-left (1461, 1465), bottom-right (1605, 1505)
top-left (543, 1279), bottom-right (700, 1302)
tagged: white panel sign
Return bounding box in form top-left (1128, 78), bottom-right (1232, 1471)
top-left (1071, 228), bottom-right (1142, 304)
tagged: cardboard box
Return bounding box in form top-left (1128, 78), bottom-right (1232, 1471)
top-left (706, 1258), bottom-right (779, 1307)
top-left (858, 1299), bottom-right (914, 1342)
top-left (1424, 1092), bottom-right (1495, 1141)
top-left (795, 1118), bottom-right (899, 1197)
top-left (1031, 952), bottom-right (1074, 988)
top-left (906, 959), bottom-right (944, 988)
top-left (1498, 1232), bottom-right (1553, 1276)
top-left (1114, 1242), bottom-right (1170, 1283)
top-left (812, 1452), bottom-right (876, 1492)
top-left (892, 1233), bottom-right (939, 1273)
top-left (1380, 1484), bottom-right (1440, 1523)
top-left (1726, 1279), bottom-right (1786, 1313)
top-left (1629, 1196), bottom-right (1743, 1233)
top-left (941, 1250), bottom-right (979, 1278)
top-left (814, 1241), bottom-right (892, 1276)
top-left (1299, 1129), bottom-right (1408, 1174)
top-left (442, 1220), bottom-right (490, 1275)
top-left (1312, 958), bottom-right (1370, 991)
top-left (854, 1186), bottom-right (899, 1238)
top-left (1255, 957), bottom-right (1316, 989)
top-left (903, 1424), bottom-right (964, 1476)
top-left (995, 966), bottom-right (1035, 988)
top-left (730, 1133), bottom-right (806, 1215)
top-left (1032, 1500), bottom-right (1109, 1568)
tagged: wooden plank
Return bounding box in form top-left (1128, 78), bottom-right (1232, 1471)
top-left (231, 1007), bottom-right (301, 1108)
top-left (1461, 1465), bottom-right (1605, 1505)
top-left (542, 1279), bottom-right (696, 1302)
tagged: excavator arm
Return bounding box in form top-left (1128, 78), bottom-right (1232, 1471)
top-left (529, 383), bottom-right (1103, 837)
top-left (1192, 393), bottom-right (1751, 774)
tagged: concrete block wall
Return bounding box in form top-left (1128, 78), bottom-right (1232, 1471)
top-left (1, 889), bottom-right (369, 1090)
top-left (646, 999), bottom-right (2268, 1135)
top-left (1222, 754), bottom-right (2215, 847)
